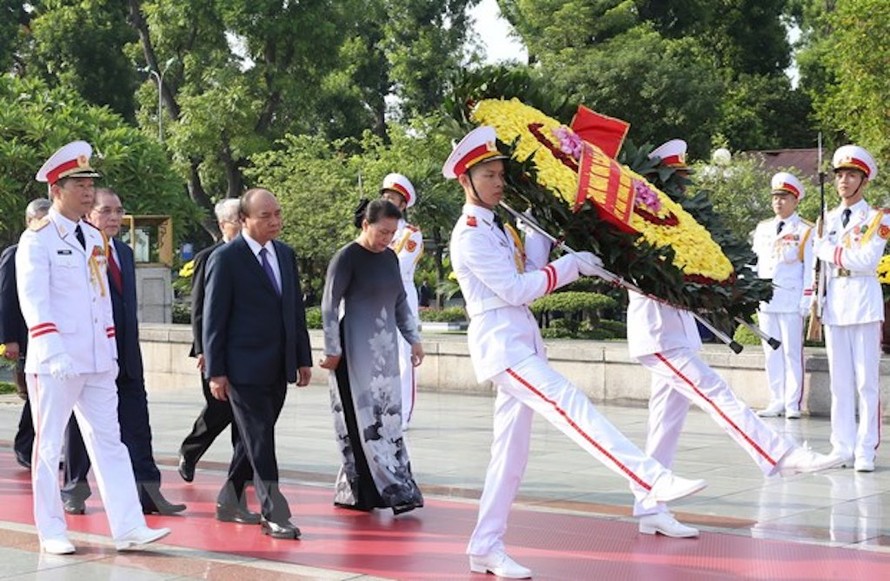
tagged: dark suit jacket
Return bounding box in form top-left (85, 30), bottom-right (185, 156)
top-left (0, 244), bottom-right (27, 351)
top-left (203, 235), bottom-right (312, 385)
top-left (109, 239), bottom-right (143, 380)
top-left (189, 241), bottom-right (223, 358)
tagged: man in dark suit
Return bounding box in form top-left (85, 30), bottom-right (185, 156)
top-left (1, 198), bottom-right (52, 469)
top-left (177, 198), bottom-right (248, 492)
top-left (61, 188), bottom-right (186, 516)
top-left (204, 188), bottom-right (312, 540)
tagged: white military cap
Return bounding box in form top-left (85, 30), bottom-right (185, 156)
top-left (648, 139), bottom-right (691, 171)
top-left (381, 173), bottom-right (417, 208)
top-left (36, 140), bottom-right (102, 184)
top-left (770, 172), bottom-right (805, 200)
top-left (442, 126), bottom-right (509, 179)
top-left (832, 144), bottom-right (877, 180)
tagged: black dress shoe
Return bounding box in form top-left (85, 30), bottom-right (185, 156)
top-left (142, 495), bottom-right (187, 515)
top-left (63, 498), bottom-right (85, 515)
top-left (216, 503), bottom-right (262, 524)
top-left (260, 519), bottom-right (301, 539)
top-left (178, 455), bottom-right (195, 483)
top-left (14, 453), bottom-right (31, 469)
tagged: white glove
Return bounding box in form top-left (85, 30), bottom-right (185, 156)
top-left (48, 353), bottom-right (76, 381)
top-left (575, 251), bottom-right (604, 276)
top-left (515, 210), bottom-right (536, 236)
top-left (813, 236), bottom-right (834, 263)
top-left (799, 295), bottom-right (813, 318)
top-left (524, 229), bottom-right (551, 268)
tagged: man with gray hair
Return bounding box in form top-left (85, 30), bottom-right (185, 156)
top-left (1, 198), bottom-right (52, 469)
top-left (176, 200), bottom-right (257, 517)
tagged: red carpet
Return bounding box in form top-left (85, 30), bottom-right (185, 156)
top-left (2, 451), bottom-right (889, 580)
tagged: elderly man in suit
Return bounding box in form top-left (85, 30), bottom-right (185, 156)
top-left (1, 198), bottom-right (52, 469)
top-left (61, 188), bottom-right (186, 516)
top-left (177, 200), bottom-right (251, 497)
top-left (203, 188), bottom-right (313, 540)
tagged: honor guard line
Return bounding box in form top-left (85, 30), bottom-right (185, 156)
top-left (499, 201), bottom-right (781, 354)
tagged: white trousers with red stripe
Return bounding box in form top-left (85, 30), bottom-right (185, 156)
top-left (397, 333), bottom-right (416, 429)
top-left (467, 354), bottom-right (671, 557)
top-left (824, 322), bottom-right (882, 463)
top-left (27, 370), bottom-right (145, 542)
top-left (632, 347), bottom-right (794, 517)
top-left (758, 311), bottom-right (805, 413)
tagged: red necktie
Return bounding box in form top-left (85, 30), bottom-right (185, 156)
top-left (107, 250), bottom-right (123, 293)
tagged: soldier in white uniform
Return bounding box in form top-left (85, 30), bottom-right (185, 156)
top-left (16, 141), bottom-right (170, 555)
top-left (625, 292), bottom-right (836, 538)
top-left (380, 173), bottom-right (423, 430)
top-left (445, 127), bottom-right (708, 580)
top-left (814, 145), bottom-right (888, 473)
top-left (751, 172), bottom-right (814, 418)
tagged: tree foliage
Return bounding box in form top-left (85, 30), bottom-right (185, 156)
top-left (19, 0), bottom-right (140, 120)
top-left (123, 0), bottom-right (480, 238)
top-left (499, 0), bottom-right (814, 154)
top-left (547, 25), bottom-right (723, 157)
top-left (245, 117), bottom-right (461, 296)
top-left (0, 75), bottom-right (198, 248)
top-left (817, 0), bottom-right (890, 162)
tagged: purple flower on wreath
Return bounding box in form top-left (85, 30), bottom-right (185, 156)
top-left (551, 126), bottom-right (583, 161)
top-left (633, 179), bottom-right (662, 213)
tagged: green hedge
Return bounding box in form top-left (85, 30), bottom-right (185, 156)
top-left (733, 318), bottom-right (761, 346)
top-left (172, 302), bottom-right (191, 325)
top-left (733, 314), bottom-right (825, 348)
top-left (305, 306), bottom-right (323, 329)
top-left (540, 318), bottom-right (625, 340)
top-left (419, 307), bottom-right (467, 322)
top-left (304, 305), bottom-right (466, 330)
top-left (530, 291), bottom-right (616, 315)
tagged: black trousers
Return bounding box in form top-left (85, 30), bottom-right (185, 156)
top-left (219, 378), bottom-right (290, 523)
top-left (179, 374), bottom-right (244, 467)
top-left (62, 375), bottom-right (162, 507)
top-left (13, 399), bottom-right (33, 462)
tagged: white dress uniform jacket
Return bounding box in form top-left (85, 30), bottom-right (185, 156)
top-left (390, 218), bottom-right (423, 426)
top-left (17, 209), bottom-right (117, 372)
top-left (752, 213), bottom-right (814, 313)
top-left (450, 204), bottom-right (582, 382)
top-left (818, 199), bottom-right (889, 326)
top-left (626, 293), bottom-right (701, 358)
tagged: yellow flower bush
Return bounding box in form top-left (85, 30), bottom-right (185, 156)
top-left (472, 98), bottom-right (734, 283)
top-left (178, 259), bottom-right (195, 278)
top-left (877, 254), bottom-right (890, 284)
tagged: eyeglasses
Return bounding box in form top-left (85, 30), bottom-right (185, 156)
top-left (96, 207), bottom-right (126, 216)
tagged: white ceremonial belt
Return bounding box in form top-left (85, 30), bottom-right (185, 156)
top-left (830, 268), bottom-right (874, 278)
top-left (465, 296), bottom-right (511, 318)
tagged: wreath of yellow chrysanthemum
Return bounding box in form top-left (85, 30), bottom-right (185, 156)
top-left (471, 98), bottom-right (734, 283)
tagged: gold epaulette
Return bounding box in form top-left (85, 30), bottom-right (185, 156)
top-left (28, 217), bottom-right (50, 231)
top-left (800, 218), bottom-right (814, 227)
